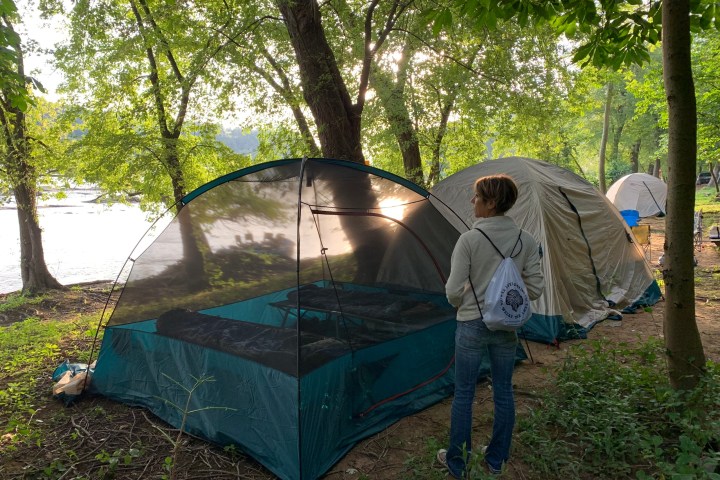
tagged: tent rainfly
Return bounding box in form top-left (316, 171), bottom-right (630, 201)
top-left (606, 172), bottom-right (667, 218)
top-left (89, 158), bottom-right (472, 480)
top-left (430, 157), bottom-right (661, 344)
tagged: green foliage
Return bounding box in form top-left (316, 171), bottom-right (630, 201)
top-left (95, 446), bottom-right (143, 477)
top-left (518, 339), bottom-right (720, 479)
top-left (47, 0), bottom-right (256, 211)
top-left (694, 30), bottom-right (720, 167)
top-left (696, 187), bottom-right (720, 215)
top-left (0, 0), bottom-right (35, 111)
top-left (0, 293), bottom-right (47, 313)
top-left (0, 315), bottom-right (98, 446)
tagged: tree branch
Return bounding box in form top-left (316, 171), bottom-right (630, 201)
top-left (128, 0), bottom-right (171, 138)
top-left (356, 0), bottom-right (413, 112)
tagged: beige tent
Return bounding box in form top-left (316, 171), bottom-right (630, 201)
top-left (430, 157), bottom-right (661, 343)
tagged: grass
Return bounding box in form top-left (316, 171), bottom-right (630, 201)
top-left (0, 313), bottom-right (97, 449)
top-left (696, 186), bottom-right (720, 224)
top-left (0, 292), bottom-right (48, 314)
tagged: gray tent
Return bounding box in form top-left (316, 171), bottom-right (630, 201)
top-left (430, 157), bottom-right (661, 343)
top-left (606, 173), bottom-right (667, 217)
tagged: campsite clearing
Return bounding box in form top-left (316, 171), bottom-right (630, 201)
top-left (0, 217), bottom-right (719, 480)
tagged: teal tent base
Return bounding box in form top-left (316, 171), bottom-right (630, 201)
top-left (93, 317), bottom-right (457, 480)
top-left (622, 281), bottom-right (662, 314)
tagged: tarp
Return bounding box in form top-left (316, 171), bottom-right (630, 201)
top-left (430, 157), bottom-right (661, 344)
top-left (606, 173), bottom-right (667, 217)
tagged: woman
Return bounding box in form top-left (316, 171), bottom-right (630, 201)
top-left (437, 174), bottom-right (544, 477)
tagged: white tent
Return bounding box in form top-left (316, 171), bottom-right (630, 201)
top-left (429, 157), bottom-right (661, 344)
top-left (606, 173), bottom-right (667, 217)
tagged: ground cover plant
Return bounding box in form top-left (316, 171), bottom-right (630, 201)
top-left (517, 339), bottom-right (720, 479)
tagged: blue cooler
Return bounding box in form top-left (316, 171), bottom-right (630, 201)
top-left (620, 209), bottom-right (640, 227)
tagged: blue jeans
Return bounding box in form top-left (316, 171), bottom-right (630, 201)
top-left (446, 319), bottom-right (517, 477)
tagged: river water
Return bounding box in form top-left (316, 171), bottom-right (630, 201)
top-left (0, 187), bottom-right (166, 294)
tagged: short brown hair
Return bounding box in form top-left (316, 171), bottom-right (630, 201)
top-left (474, 174), bottom-right (518, 214)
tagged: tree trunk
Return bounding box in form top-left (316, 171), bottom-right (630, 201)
top-left (0, 16), bottom-right (63, 295)
top-left (372, 64), bottom-right (423, 184)
top-left (610, 111), bottom-right (625, 165)
top-left (654, 157), bottom-right (662, 179)
top-left (429, 95), bottom-right (457, 186)
top-left (278, 0), bottom-right (403, 284)
top-left (710, 162), bottom-right (719, 192)
top-left (13, 179), bottom-right (64, 294)
top-left (598, 82), bottom-right (614, 193)
top-left (662, 0), bottom-right (706, 390)
top-left (277, 0), bottom-right (365, 164)
top-left (630, 139), bottom-right (641, 173)
top-left (165, 139), bottom-right (209, 291)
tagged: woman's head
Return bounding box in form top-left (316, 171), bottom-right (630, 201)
top-left (472, 174), bottom-right (518, 217)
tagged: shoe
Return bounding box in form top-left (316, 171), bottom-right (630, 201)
top-left (436, 449), bottom-right (461, 478)
top-left (436, 449), bottom-right (448, 467)
top-left (487, 464), bottom-right (502, 475)
top-left (480, 446), bottom-right (501, 474)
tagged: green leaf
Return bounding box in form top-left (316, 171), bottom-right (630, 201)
top-left (486, 9), bottom-right (497, 29)
top-left (432, 8), bottom-right (453, 36)
top-left (0, 0), bottom-right (17, 15)
top-left (9, 93), bottom-right (27, 112)
top-left (565, 21), bottom-right (577, 37)
top-left (572, 43), bottom-right (593, 64)
top-left (461, 0), bottom-right (479, 15)
top-left (648, 27), bottom-right (659, 44)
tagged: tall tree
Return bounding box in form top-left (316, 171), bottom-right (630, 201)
top-left (275, 0), bottom-right (411, 282)
top-left (662, 0), bottom-right (705, 389)
top-left (0, 5), bottom-right (62, 293)
top-left (276, 0), bottom-right (409, 164)
top-left (598, 82), bottom-right (614, 192)
top-left (51, 0), bottom-right (253, 290)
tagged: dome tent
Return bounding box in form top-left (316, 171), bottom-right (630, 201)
top-left (430, 157), bottom-right (661, 344)
top-left (606, 172), bottom-right (667, 217)
top-left (89, 158), bottom-right (471, 480)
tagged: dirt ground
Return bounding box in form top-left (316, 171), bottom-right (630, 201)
top-left (1, 216), bottom-right (719, 480)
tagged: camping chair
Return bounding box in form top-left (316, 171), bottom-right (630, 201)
top-left (631, 224), bottom-right (651, 261)
top-left (694, 211), bottom-right (704, 251)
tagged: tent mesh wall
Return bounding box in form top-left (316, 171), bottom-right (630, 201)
top-left (92, 159), bottom-right (461, 479)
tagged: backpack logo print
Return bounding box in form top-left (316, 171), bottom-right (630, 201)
top-left (499, 281), bottom-right (529, 322)
top-left (505, 288), bottom-right (525, 312)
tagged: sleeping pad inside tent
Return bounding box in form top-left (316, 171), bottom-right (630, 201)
top-left (89, 158), bottom-right (525, 480)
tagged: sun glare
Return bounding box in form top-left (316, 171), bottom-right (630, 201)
top-left (379, 198), bottom-right (407, 221)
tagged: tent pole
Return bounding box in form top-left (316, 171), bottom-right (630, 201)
top-left (520, 331), bottom-right (534, 364)
top-left (296, 156), bottom-right (309, 478)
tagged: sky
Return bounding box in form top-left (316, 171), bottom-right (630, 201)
top-left (17, 3), bottom-right (67, 99)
